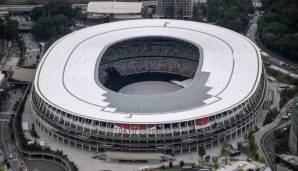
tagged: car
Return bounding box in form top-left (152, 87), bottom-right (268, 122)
top-left (281, 115), bottom-right (289, 120)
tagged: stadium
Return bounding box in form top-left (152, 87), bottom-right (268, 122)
top-left (31, 19), bottom-right (267, 154)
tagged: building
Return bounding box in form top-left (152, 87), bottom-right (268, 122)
top-left (87, 1), bottom-right (143, 21)
top-left (289, 95), bottom-right (298, 155)
top-left (31, 19), bottom-right (267, 154)
top-left (157, 0), bottom-right (193, 19)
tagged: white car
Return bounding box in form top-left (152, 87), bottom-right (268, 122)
top-left (281, 115), bottom-right (289, 120)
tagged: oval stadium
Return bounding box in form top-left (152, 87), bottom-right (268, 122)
top-left (31, 19), bottom-right (267, 154)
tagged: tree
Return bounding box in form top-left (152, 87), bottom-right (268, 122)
top-left (177, 8), bottom-right (183, 19)
top-left (179, 160), bottom-right (185, 167)
top-left (220, 140), bottom-right (230, 156)
top-left (205, 155), bottom-right (211, 163)
top-left (169, 161), bottom-right (173, 168)
top-left (263, 107), bottom-right (279, 126)
top-left (237, 142), bottom-right (243, 150)
top-left (258, 0), bottom-right (298, 62)
top-left (30, 7), bottom-right (44, 21)
top-left (46, 0), bottom-right (78, 19)
top-left (104, 14), bottom-right (114, 23)
top-left (247, 130), bottom-right (261, 161)
top-left (31, 123), bottom-right (35, 131)
top-left (192, 5), bottom-right (199, 21)
top-left (206, 0), bottom-right (252, 32)
top-left (212, 156), bottom-right (219, 169)
top-left (32, 15), bottom-right (72, 41)
top-left (30, 0), bottom-right (81, 41)
top-left (165, 6), bottom-right (175, 19)
top-left (198, 148), bottom-right (206, 160)
top-left (0, 19), bottom-right (19, 41)
top-left (0, 18), bottom-right (5, 39)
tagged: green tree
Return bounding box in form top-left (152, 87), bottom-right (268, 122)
top-left (206, 0), bottom-right (252, 32)
top-left (220, 140), bottom-right (230, 156)
top-left (192, 5), bottom-right (199, 21)
top-left (32, 15), bottom-right (72, 41)
top-left (205, 155), bottom-right (211, 163)
top-left (179, 160), bottom-right (185, 167)
top-left (4, 19), bottom-right (19, 41)
top-left (30, 0), bottom-right (81, 41)
top-left (263, 107), bottom-right (279, 126)
top-left (169, 161), bottom-right (173, 168)
top-left (212, 156), bottom-right (219, 169)
top-left (165, 6), bottom-right (175, 19)
top-left (258, 0), bottom-right (298, 62)
top-left (198, 148), bottom-right (206, 160)
top-left (248, 131), bottom-right (257, 151)
top-left (30, 7), bottom-right (44, 21)
top-left (237, 142), bottom-right (243, 150)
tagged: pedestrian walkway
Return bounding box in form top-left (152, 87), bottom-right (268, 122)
top-left (22, 97), bottom-right (251, 171)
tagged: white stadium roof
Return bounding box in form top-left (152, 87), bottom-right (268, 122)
top-left (34, 19), bottom-right (262, 124)
top-left (87, 1), bottom-right (142, 14)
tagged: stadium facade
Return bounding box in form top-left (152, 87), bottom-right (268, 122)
top-left (31, 19), bottom-right (267, 154)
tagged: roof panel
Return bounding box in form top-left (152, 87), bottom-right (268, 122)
top-left (34, 19), bottom-right (262, 123)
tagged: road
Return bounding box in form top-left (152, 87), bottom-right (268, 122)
top-left (0, 84), bottom-right (27, 171)
top-left (246, 11), bottom-right (260, 43)
top-left (0, 121), bottom-right (24, 171)
top-left (0, 87), bottom-right (24, 112)
top-left (256, 100), bottom-right (293, 171)
top-left (260, 120), bottom-right (290, 171)
top-left (20, 33), bottom-right (40, 67)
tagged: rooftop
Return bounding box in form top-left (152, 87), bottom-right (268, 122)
top-left (87, 1), bottom-right (142, 14)
top-left (34, 19), bottom-right (262, 124)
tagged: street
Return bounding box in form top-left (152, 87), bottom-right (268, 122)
top-left (245, 11), bottom-right (259, 43)
top-left (20, 33), bottom-right (40, 67)
top-left (256, 100), bottom-right (293, 171)
top-left (0, 86), bottom-right (25, 112)
top-left (0, 121), bottom-right (23, 171)
top-left (0, 84), bottom-right (27, 171)
top-left (260, 120), bottom-right (290, 171)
